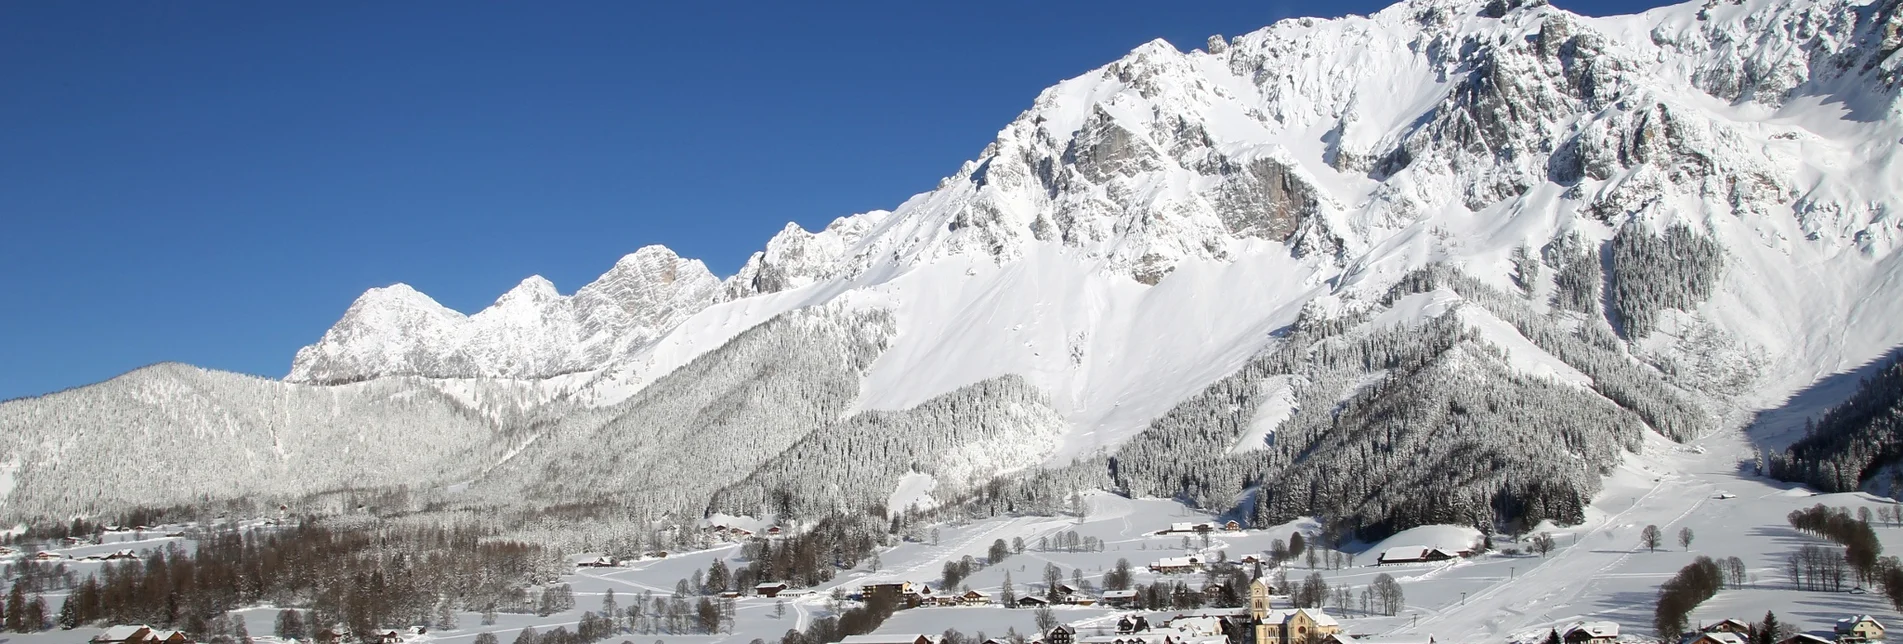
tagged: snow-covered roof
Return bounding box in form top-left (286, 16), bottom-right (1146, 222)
top-left (1296, 608), bottom-right (1339, 627)
top-left (1379, 546), bottom-right (1429, 561)
top-left (1837, 616), bottom-right (1885, 631)
top-left (1152, 556), bottom-right (1202, 567)
top-left (1778, 635), bottom-right (1834, 644)
top-left (1166, 616), bottom-right (1224, 635)
top-left (97, 626), bottom-right (152, 642)
top-left (837, 635), bottom-right (933, 644)
top-left (1695, 633), bottom-right (1747, 644)
top-left (1566, 621), bottom-right (1619, 637)
top-left (755, 582), bottom-right (788, 589)
top-left (1101, 590), bottom-right (1138, 598)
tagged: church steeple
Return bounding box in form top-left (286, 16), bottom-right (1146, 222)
top-left (1249, 576), bottom-right (1271, 620)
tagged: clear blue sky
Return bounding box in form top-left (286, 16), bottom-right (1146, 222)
top-left (0, 0), bottom-right (1675, 400)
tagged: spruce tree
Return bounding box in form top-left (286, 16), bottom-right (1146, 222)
top-left (5, 585), bottom-right (26, 632)
top-left (1757, 612), bottom-right (1780, 644)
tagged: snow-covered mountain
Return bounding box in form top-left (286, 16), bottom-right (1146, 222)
top-left (288, 245), bottom-right (720, 383)
top-left (5, 0), bottom-right (1902, 529)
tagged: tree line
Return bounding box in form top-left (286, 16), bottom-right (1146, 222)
top-left (19, 521), bottom-right (558, 640)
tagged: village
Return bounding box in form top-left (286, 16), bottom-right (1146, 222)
top-left (18, 446), bottom-right (1903, 644)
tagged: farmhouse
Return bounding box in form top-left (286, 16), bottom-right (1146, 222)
top-left (1561, 621), bottom-right (1619, 644)
top-left (1701, 620), bottom-right (1753, 635)
top-left (1101, 589), bottom-right (1138, 607)
top-left (1044, 626), bottom-right (1077, 644)
top-left (1680, 633), bottom-right (1746, 644)
top-left (151, 630), bottom-right (194, 644)
top-left (1374, 546), bottom-right (1460, 565)
top-left (92, 625), bottom-right (155, 644)
top-left (1017, 595), bottom-right (1050, 607)
top-left (1159, 522), bottom-right (1217, 535)
top-left (1836, 616), bottom-right (1886, 642)
top-left (755, 582), bottom-right (790, 597)
top-left (960, 590), bottom-right (993, 605)
top-left (1150, 556), bottom-right (1204, 574)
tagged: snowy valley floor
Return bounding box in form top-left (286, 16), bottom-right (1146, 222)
top-left (12, 425), bottom-right (1903, 644)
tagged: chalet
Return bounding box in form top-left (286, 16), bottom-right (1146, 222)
top-left (1374, 546), bottom-right (1459, 565)
top-left (312, 627), bottom-right (348, 644)
top-left (1224, 521), bottom-right (1242, 532)
top-left (366, 630), bottom-right (403, 644)
top-left (93, 625), bottom-right (155, 644)
top-left (1239, 555), bottom-right (1262, 564)
top-left (1776, 635), bottom-right (1834, 644)
top-left (1115, 616), bottom-right (1152, 634)
top-left (1836, 616), bottom-right (1886, 642)
top-left (1681, 633), bottom-right (1746, 644)
top-left (960, 590), bottom-right (993, 605)
top-left (756, 582), bottom-right (790, 597)
top-left (1702, 620), bottom-right (1754, 636)
top-left (765, 526), bottom-right (785, 537)
top-left (1159, 522), bottom-right (1217, 535)
top-left (1101, 589), bottom-right (1139, 607)
top-left (151, 630), bottom-right (194, 644)
top-left (1561, 621), bottom-right (1620, 644)
top-left (1018, 595), bottom-right (1051, 607)
top-left (577, 556), bottom-right (615, 568)
top-left (104, 549), bottom-right (139, 561)
top-left (1045, 626), bottom-right (1077, 644)
top-left (834, 635), bottom-right (938, 644)
top-left (1150, 556), bottom-right (1204, 574)
top-left (729, 527), bottom-right (754, 538)
top-left (1201, 583), bottom-right (1226, 602)
top-left (1051, 584), bottom-right (1078, 601)
top-left (30, 551), bottom-right (62, 561)
top-left (903, 588), bottom-right (935, 609)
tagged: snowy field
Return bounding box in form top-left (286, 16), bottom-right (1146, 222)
top-left (12, 421), bottom-right (1903, 644)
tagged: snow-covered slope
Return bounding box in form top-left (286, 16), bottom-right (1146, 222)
top-left (4, 0), bottom-right (1903, 527)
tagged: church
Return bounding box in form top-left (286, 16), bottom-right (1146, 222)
top-left (1245, 577), bottom-right (1342, 644)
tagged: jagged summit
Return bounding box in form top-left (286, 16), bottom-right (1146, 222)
top-left (290, 0), bottom-right (1903, 386)
top-left (287, 245), bottom-right (719, 383)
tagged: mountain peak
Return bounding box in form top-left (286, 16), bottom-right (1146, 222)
top-left (493, 276), bottom-right (561, 309)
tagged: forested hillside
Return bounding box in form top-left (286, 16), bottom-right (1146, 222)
top-left (1773, 354), bottom-right (1903, 493)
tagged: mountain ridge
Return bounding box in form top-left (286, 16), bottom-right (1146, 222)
top-left (3, 0), bottom-right (1901, 532)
